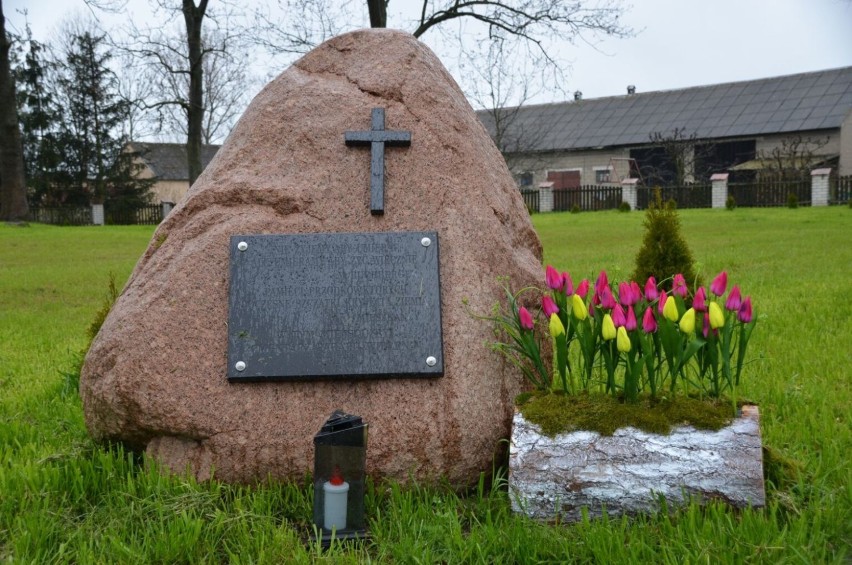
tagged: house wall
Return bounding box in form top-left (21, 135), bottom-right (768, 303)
top-left (508, 148), bottom-right (631, 187)
top-left (754, 129), bottom-right (841, 158)
top-left (150, 180), bottom-right (190, 204)
top-left (840, 111), bottom-right (852, 176)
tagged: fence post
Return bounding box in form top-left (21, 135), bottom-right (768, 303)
top-left (538, 181), bottom-right (554, 213)
top-left (710, 173), bottom-right (729, 208)
top-left (620, 178), bottom-right (638, 210)
top-left (810, 168), bottom-right (831, 206)
top-left (161, 201), bottom-right (174, 219)
top-left (91, 204), bottom-right (104, 226)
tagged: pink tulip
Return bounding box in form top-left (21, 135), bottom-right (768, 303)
top-left (595, 271), bottom-right (609, 295)
top-left (545, 265), bottom-right (563, 290)
top-left (642, 308), bottom-right (657, 333)
top-left (519, 307), bottom-right (534, 330)
top-left (612, 304), bottom-right (627, 327)
top-left (626, 305), bottom-right (638, 331)
top-left (672, 274), bottom-right (688, 298)
top-left (710, 271), bottom-right (728, 296)
top-left (644, 277), bottom-right (658, 301)
top-left (631, 281), bottom-right (642, 304)
top-left (576, 279), bottom-right (590, 299)
top-left (726, 286), bottom-right (742, 311)
top-left (600, 286), bottom-right (617, 309)
top-left (562, 272), bottom-right (574, 296)
top-left (693, 287), bottom-right (707, 312)
top-left (588, 300), bottom-right (595, 318)
top-left (738, 297), bottom-right (753, 323)
top-left (702, 314), bottom-right (711, 338)
top-left (618, 282), bottom-right (631, 306)
top-left (541, 295), bottom-right (559, 317)
top-left (657, 290), bottom-right (668, 315)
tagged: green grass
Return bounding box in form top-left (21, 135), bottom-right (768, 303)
top-left (1, 209), bottom-right (850, 563)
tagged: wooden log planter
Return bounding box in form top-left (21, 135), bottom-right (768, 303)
top-left (509, 405), bottom-right (765, 522)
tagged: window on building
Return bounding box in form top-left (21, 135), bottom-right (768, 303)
top-left (517, 172), bottom-right (534, 187)
top-left (595, 169), bottom-right (611, 183)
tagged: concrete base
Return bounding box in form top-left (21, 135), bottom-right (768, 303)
top-left (509, 405), bottom-right (765, 521)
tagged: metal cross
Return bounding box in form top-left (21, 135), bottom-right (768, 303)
top-left (344, 108), bottom-right (411, 215)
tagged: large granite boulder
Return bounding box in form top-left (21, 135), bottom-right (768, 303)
top-left (81, 29), bottom-right (543, 485)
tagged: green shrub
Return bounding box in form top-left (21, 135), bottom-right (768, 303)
top-left (787, 193), bottom-right (799, 209)
top-left (726, 195), bottom-right (736, 210)
top-left (570, 204), bottom-right (581, 214)
top-left (631, 189), bottom-right (699, 291)
top-left (618, 201), bottom-right (631, 212)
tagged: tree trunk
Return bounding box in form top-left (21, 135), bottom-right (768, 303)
top-left (0, 0), bottom-right (29, 222)
top-left (183, 0), bottom-right (207, 186)
top-left (367, 0), bottom-right (387, 28)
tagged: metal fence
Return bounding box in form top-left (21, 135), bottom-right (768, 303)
top-left (831, 175), bottom-right (852, 204)
top-left (520, 189), bottom-right (539, 213)
top-left (29, 206), bottom-right (92, 226)
top-left (554, 185), bottom-right (622, 212)
top-left (728, 178), bottom-right (811, 208)
top-left (636, 184), bottom-right (712, 210)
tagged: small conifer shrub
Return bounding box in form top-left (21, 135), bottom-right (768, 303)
top-left (787, 193), bottom-right (799, 208)
top-left (726, 195), bottom-right (736, 210)
top-left (619, 201), bottom-right (631, 212)
top-left (631, 189), bottom-right (699, 291)
top-left (570, 204), bottom-right (581, 214)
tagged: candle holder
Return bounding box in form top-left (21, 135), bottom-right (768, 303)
top-left (312, 410), bottom-right (368, 546)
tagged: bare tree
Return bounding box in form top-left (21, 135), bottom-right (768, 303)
top-left (0, 0), bottom-right (29, 222)
top-left (640, 128), bottom-right (717, 186)
top-left (755, 134), bottom-right (830, 181)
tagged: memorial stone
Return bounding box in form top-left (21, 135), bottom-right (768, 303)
top-left (80, 29), bottom-right (543, 485)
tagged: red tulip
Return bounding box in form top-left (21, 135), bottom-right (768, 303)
top-left (657, 290), bottom-right (668, 315)
top-left (672, 274), bottom-right (688, 298)
top-left (545, 265), bottom-right (563, 290)
top-left (726, 286), bottom-right (742, 311)
top-left (710, 271), bottom-right (728, 296)
top-left (576, 279), bottom-right (590, 299)
top-left (612, 304), bottom-right (626, 327)
top-left (600, 286), bottom-right (617, 309)
top-left (738, 297), bottom-right (753, 323)
top-left (644, 277), bottom-right (658, 301)
top-left (541, 295), bottom-right (559, 317)
top-left (631, 281), bottom-right (642, 304)
top-left (642, 308), bottom-right (657, 333)
top-left (562, 272), bottom-right (574, 296)
top-left (519, 307), bottom-right (534, 330)
top-left (626, 305), bottom-right (638, 331)
top-left (618, 282), bottom-right (637, 306)
top-left (693, 287), bottom-right (707, 312)
top-left (595, 271), bottom-right (609, 295)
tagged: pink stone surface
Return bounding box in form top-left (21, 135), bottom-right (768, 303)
top-left (80, 29), bottom-right (543, 485)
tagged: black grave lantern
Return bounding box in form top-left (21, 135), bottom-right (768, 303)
top-left (312, 410), bottom-right (368, 543)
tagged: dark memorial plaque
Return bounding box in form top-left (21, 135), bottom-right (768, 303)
top-left (227, 231), bottom-right (443, 381)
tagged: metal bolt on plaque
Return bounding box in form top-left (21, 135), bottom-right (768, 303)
top-left (237, 241), bottom-right (248, 251)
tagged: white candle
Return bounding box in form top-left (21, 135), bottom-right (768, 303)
top-left (323, 480), bottom-right (349, 530)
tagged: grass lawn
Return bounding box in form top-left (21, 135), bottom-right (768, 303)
top-left (1, 208), bottom-right (850, 563)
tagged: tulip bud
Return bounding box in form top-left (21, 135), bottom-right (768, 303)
top-left (626, 305), bottom-right (638, 331)
top-left (657, 290), bottom-right (668, 315)
top-left (549, 313), bottom-right (565, 337)
top-left (693, 287), bottom-right (707, 312)
top-left (702, 314), bottom-right (711, 338)
top-left (618, 282), bottom-right (632, 306)
top-left (571, 293), bottom-right (587, 320)
top-left (679, 308), bottom-right (696, 334)
top-left (738, 297), bottom-right (753, 323)
top-left (600, 286), bottom-right (617, 310)
top-left (612, 304), bottom-right (627, 327)
top-left (644, 277), bottom-right (659, 301)
top-left (662, 295), bottom-right (679, 322)
top-left (630, 281), bottom-right (642, 304)
top-left (545, 265), bottom-right (563, 290)
top-left (642, 307), bottom-right (657, 333)
top-left (541, 295), bottom-right (559, 317)
top-left (519, 307), bottom-right (534, 330)
top-left (560, 272), bottom-right (573, 296)
top-left (576, 279), bottom-right (590, 299)
top-left (709, 302), bottom-right (725, 329)
top-left (616, 326), bottom-right (631, 352)
top-left (602, 314), bottom-right (616, 340)
top-left (595, 271), bottom-right (609, 295)
top-left (726, 286), bottom-right (742, 311)
top-left (672, 274), bottom-right (688, 298)
top-left (710, 271), bottom-right (728, 296)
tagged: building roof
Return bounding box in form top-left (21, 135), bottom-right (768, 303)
top-left (132, 142), bottom-right (221, 180)
top-left (478, 66), bottom-right (852, 153)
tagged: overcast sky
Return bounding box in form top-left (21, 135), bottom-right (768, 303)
top-left (6, 0), bottom-right (852, 104)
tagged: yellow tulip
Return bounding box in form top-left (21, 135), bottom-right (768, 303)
top-left (616, 326), bottom-right (631, 352)
top-left (549, 313), bottom-right (565, 337)
top-left (571, 294), bottom-right (587, 320)
top-left (708, 302), bottom-right (725, 329)
top-left (679, 307), bottom-right (696, 334)
top-left (602, 314), bottom-right (616, 340)
top-left (662, 295), bottom-right (679, 322)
